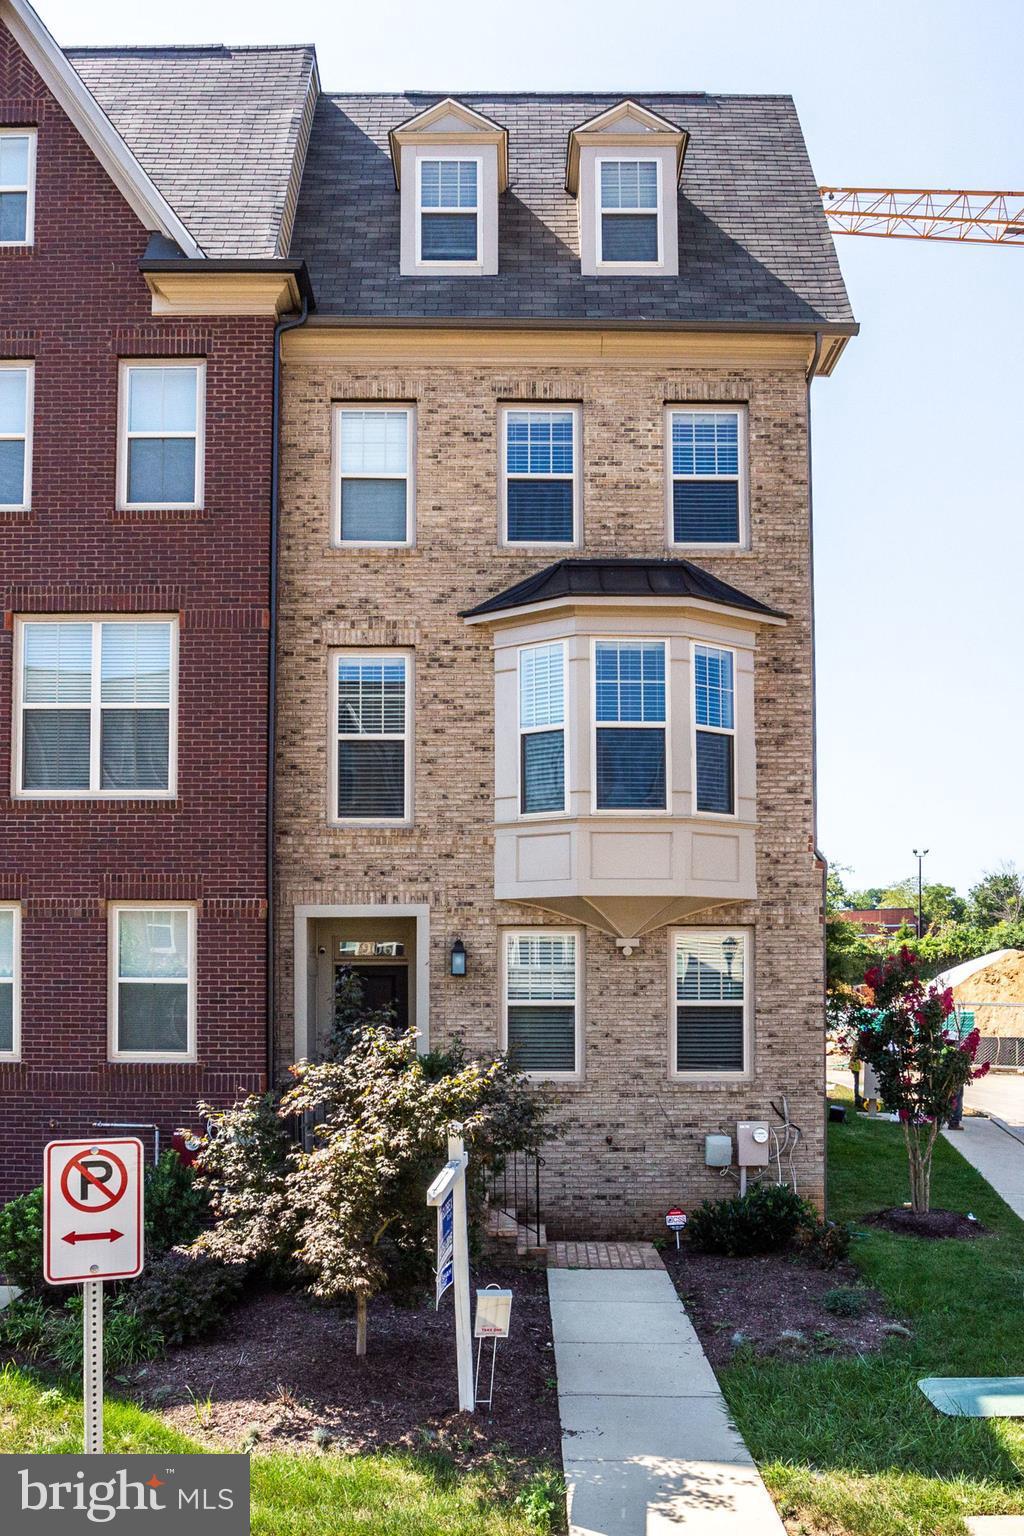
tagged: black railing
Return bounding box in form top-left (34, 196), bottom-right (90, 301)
top-left (488, 1147), bottom-right (545, 1250)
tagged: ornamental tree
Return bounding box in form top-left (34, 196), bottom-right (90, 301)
top-left (851, 946), bottom-right (989, 1213)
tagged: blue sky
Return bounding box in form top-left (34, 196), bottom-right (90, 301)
top-left (36, 0), bottom-right (1024, 898)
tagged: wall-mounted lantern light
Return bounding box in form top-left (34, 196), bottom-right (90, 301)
top-left (450, 938), bottom-right (467, 977)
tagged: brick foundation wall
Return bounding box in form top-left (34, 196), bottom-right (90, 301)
top-left (0, 24), bottom-right (274, 1199)
top-left (275, 353), bottom-right (826, 1237)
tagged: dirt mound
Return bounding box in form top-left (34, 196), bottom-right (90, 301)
top-left (863, 1207), bottom-right (990, 1240)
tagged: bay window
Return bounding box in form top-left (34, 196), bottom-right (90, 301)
top-left (594, 640), bottom-right (667, 810)
top-left (693, 644), bottom-right (735, 815)
top-left (503, 929), bottom-right (580, 1076)
top-left (519, 642), bottom-right (566, 814)
top-left (333, 652), bottom-right (411, 822)
top-left (673, 928), bottom-right (749, 1075)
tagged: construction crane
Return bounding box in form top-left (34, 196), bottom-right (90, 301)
top-left (819, 187), bottom-right (1024, 245)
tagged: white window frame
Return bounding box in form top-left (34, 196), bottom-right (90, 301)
top-left (331, 404), bottom-right (416, 549)
top-left (329, 648), bottom-right (414, 827)
top-left (590, 636), bottom-right (671, 816)
top-left (517, 640), bottom-right (569, 819)
top-left (415, 154), bottom-right (482, 267)
top-left (0, 360), bottom-right (33, 511)
top-left (669, 926), bottom-right (752, 1081)
top-left (12, 615), bottom-right (179, 800)
top-left (0, 128), bottom-right (36, 247)
top-left (595, 155), bottom-right (663, 269)
top-left (0, 902), bottom-right (21, 1062)
top-left (665, 405), bottom-right (748, 551)
top-left (500, 927), bottom-right (583, 1082)
top-left (690, 640), bottom-right (738, 821)
top-left (108, 901), bottom-right (197, 1063)
top-left (500, 404), bottom-right (581, 548)
top-left (116, 360), bottom-right (206, 512)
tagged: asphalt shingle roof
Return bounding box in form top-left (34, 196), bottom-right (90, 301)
top-left (67, 45), bottom-right (317, 257)
top-left (294, 92), bottom-right (855, 326)
top-left (460, 559), bottom-right (788, 620)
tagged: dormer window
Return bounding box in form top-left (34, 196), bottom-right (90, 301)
top-left (598, 159), bottom-right (660, 264)
top-left (418, 158), bottom-right (479, 263)
top-left (0, 129), bottom-right (36, 246)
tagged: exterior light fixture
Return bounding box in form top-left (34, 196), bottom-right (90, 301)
top-left (450, 938), bottom-right (467, 977)
top-left (722, 935), bottom-right (738, 980)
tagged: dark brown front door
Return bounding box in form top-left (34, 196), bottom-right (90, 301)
top-left (338, 964), bottom-right (409, 1030)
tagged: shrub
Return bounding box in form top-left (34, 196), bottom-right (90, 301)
top-left (687, 1182), bottom-right (807, 1257)
top-left (0, 1294), bottom-right (51, 1358)
top-left (793, 1214), bottom-right (852, 1269)
top-left (127, 1248), bottom-right (246, 1347)
top-left (145, 1151), bottom-right (210, 1257)
top-left (49, 1293), bottom-right (163, 1373)
top-left (0, 1186), bottom-right (45, 1293)
top-left (822, 1285), bottom-right (871, 1318)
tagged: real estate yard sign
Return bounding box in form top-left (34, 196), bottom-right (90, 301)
top-left (427, 1132), bottom-right (474, 1412)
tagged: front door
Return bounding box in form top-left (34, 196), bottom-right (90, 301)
top-left (337, 963), bottom-right (409, 1030)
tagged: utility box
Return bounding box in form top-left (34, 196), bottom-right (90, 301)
top-left (736, 1121), bottom-right (770, 1167)
top-left (704, 1133), bottom-right (732, 1168)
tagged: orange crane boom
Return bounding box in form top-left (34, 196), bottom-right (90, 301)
top-left (820, 187), bottom-right (1024, 245)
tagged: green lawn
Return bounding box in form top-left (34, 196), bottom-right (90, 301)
top-left (723, 1108), bottom-right (1024, 1535)
top-left (0, 1364), bottom-right (560, 1536)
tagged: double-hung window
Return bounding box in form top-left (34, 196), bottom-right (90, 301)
top-left (504, 930), bottom-right (580, 1077)
top-left (418, 158), bottom-right (479, 262)
top-left (594, 640), bottom-right (667, 810)
top-left (669, 408), bottom-right (745, 546)
top-left (0, 129), bottom-right (35, 245)
top-left (519, 642), bottom-right (566, 815)
top-left (673, 929), bottom-right (749, 1075)
top-left (503, 407), bottom-right (578, 544)
top-left (16, 618), bottom-right (176, 795)
top-left (334, 652), bottom-right (411, 822)
top-left (110, 904), bottom-right (195, 1060)
top-left (693, 644), bottom-right (735, 815)
top-left (118, 361), bottom-right (205, 509)
top-left (0, 362), bottom-right (32, 509)
top-left (0, 904), bottom-right (20, 1059)
top-left (598, 159), bottom-right (660, 264)
top-left (335, 406), bottom-right (414, 545)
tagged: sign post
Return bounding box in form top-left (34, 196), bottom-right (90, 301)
top-left (426, 1130), bottom-right (474, 1412)
top-left (44, 1138), bottom-right (144, 1453)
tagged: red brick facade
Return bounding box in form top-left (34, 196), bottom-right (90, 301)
top-left (0, 24), bottom-right (274, 1198)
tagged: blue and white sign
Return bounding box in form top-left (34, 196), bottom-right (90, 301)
top-left (436, 1190), bottom-right (455, 1306)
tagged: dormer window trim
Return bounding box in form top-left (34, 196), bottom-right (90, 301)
top-left (415, 154), bottom-right (483, 267)
top-left (391, 98), bottom-right (507, 279)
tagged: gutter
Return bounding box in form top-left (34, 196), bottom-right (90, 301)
top-left (301, 312), bottom-right (859, 337)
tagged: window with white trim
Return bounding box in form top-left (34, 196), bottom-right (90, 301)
top-left (118, 362), bottom-right (204, 509)
top-left (16, 618), bottom-right (175, 795)
top-left (335, 407), bottom-right (414, 545)
top-left (111, 904), bottom-right (195, 1059)
top-left (503, 407), bottom-right (578, 544)
top-left (418, 158), bottom-right (479, 262)
top-left (0, 362), bottom-right (32, 509)
top-left (674, 929), bottom-right (748, 1075)
top-left (519, 642), bottom-right (566, 815)
top-left (0, 129), bottom-right (35, 245)
top-left (670, 408), bottom-right (744, 545)
top-left (334, 652), bottom-right (411, 822)
top-left (0, 904), bottom-right (20, 1059)
top-left (504, 930), bottom-right (580, 1076)
top-left (599, 159), bottom-right (659, 263)
top-left (693, 644), bottom-right (735, 815)
top-left (594, 640), bottom-right (667, 810)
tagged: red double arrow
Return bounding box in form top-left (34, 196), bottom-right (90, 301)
top-left (61, 1229), bottom-right (123, 1245)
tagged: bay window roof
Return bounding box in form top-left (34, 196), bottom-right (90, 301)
top-left (461, 558), bottom-right (788, 624)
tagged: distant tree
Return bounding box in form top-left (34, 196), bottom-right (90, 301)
top-left (846, 886), bottom-right (883, 911)
top-left (920, 884), bottom-right (967, 927)
top-left (825, 864), bottom-right (853, 915)
top-left (969, 864), bottom-right (1024, 928)
top-left (877, 879), bottom-right (918, 910)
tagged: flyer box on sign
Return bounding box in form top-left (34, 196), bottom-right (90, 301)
top-left (474, 1287), bottom-right (512, 1339)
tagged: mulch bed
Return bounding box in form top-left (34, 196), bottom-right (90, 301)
top-left (663, 1246), bottom-right (899, 1370)
top-left (862, 1207), bottom-right (990, 1240)
top-left (130, 1263), bottom-right (560, 1474)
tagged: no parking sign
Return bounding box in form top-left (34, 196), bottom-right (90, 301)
top-left (44, 1138), bottom-right (144, 1285)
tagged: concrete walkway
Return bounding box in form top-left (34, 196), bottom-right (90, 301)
top-left (943, 1116), bottom-right (1024, 1218)
top-left (548, 1261), bottom-right (785, 1534)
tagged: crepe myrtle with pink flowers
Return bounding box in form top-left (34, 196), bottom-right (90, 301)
top-left (850, 947), bottom-right (990, 1213)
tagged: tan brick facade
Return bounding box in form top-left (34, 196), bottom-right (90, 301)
top-left (275, 339), bottom-right (825, 1236)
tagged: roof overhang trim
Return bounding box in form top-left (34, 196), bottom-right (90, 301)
top-left (140, 258), bottom-right (314, 317)
top-left (462, 593), bottom-right (787, 629)
top-left (388, 97), bottom-right (509, 191)
top-left (565, 99), bottom-right (688, 196)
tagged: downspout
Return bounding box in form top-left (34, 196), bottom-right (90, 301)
top-left (806, 330), bottom-right (829, 1209)
top-left (267, 296), bottom-right (308, 1089)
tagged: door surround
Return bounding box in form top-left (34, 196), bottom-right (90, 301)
top-left (292, 903), bottom-right (430, 1060)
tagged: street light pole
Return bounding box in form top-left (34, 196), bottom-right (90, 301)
top-left (912, 848), bottom-right (929, 940)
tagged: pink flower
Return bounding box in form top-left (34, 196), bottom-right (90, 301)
top-left (973, 1062), bottom-right (991, 1079)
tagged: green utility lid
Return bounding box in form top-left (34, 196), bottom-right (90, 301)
top-left (920, 1378), bottom-right (1024, 1417)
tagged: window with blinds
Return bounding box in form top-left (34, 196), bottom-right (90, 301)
top-left (17, 619), bottom-right (175, 795)
top-left (503, 408), bottom-right (578, 543)
top-left (674, 929), bottom-right (748, 1074)
top-left (0, 129), bottom-right (35, 245)
top-left (504, 930), bottom-right (579, 1075)
top-left (335, 407), bottom-right (413, 544)
top-left (594, 641), bottom-right (667, 810)
top-left (0, 363), bottom-right (32, 509)
top-left (519, 642), bottom-right (566, 814)
top-left (112, 905), bottom-right (194, 1058)
top-left (419, 158), bottom-right (479, 262)
top-left (0, 905), bottom-right (19, 1058)
top-left (599, 159), bottom-right (660, 263)
top-left (334, 653), bottom-right (410, 821)
top-left (694, 644), bottom-right (735, 815)
top-left (670, 409), bottom-right (743, 545)
top-left (119, 362), bottom-right (204, 509)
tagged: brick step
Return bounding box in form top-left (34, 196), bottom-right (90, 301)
top-left (486, 1206), bottom-right (546, 1258)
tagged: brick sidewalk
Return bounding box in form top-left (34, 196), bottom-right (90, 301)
top-left (547, 1240), bottom-right (664, 1270)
